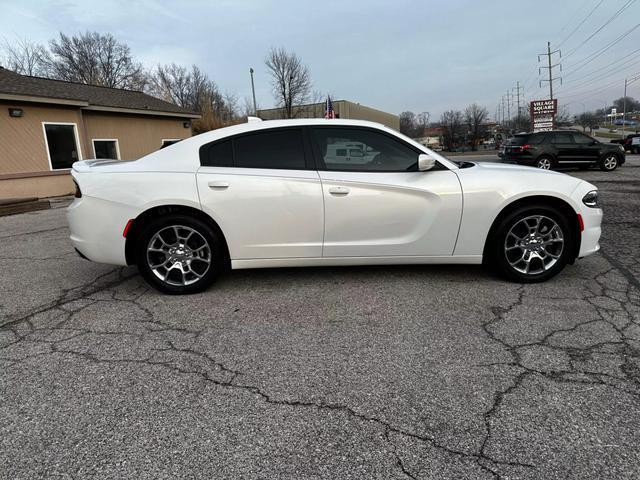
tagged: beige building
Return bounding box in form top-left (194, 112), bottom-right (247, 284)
top-left (0, 67), bottom-right (199, 199)
top-left (257, 100), bottom-right (399, 131)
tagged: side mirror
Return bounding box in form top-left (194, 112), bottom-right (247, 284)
top-left (418, 153), bottom-right (436, 171)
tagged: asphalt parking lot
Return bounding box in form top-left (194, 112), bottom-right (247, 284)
top-left (1, 156), bottom-right (639, 479)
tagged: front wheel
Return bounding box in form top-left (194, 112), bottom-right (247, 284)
top-left (489, 206), bottom-right (573, 283)
top-left (136, 215), bottom-right (225, 294)
top-left (600, 154), bottom-right (619, 171)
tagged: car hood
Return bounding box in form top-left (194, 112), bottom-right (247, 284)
top-left (468, 161), bottom-right (567, 176)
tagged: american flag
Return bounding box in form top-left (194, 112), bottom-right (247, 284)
top-left (324, 96), bottom-right (336, 119)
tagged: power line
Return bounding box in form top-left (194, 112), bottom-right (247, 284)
top-left (564, 47), bottom-right (640, 79)
top-left (563, 0), bottom-right (637, 58)
top-left (557, 0), bottom-right (604, 48)
top-left (562, 24), bottom-right (640, 77)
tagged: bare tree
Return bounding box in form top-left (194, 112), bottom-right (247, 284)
top-left (264, 47), bottom-right (312, 118)
top-left (399, 111), bottom-right (417, 136)
top-left (1, 37), bottom-right (48, 76)
top-left (575, 111), bottom-right (600, 133)
top-left (149, 63), bottom-right (238, 133)
top-left (45, 32), bottom-right (146, 89)
top-left (399, 111), bottom-right (430, 137)
top-left (464, 103), bottom-right (488, 151)
top-left (440, 110), bottom-right (463, 151)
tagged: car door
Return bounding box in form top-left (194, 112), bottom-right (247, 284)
top-left (548, 132), bottom-right (575, 163)
top-left (310, 126), bottom-right (462, 257)
top-left (196, 128), bottom-right (324, 259)
top-left (570, 132), bottom-right (600, 163)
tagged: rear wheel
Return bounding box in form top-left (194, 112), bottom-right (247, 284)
top-left (489, 206), bottom-right (573, 283)
top-left (535, 156), bottom-right (553, 170)
top-left (136, 215), bottom-right (225, 294)
top-left (600, 154), bottom-right (619, 171)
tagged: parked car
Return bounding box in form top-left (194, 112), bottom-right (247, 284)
top-left (499, 130), bottom-right (625, 171)
top-left (67, 119), bottom-right (602, 294)
top-left (610, 134), bottom-right (640, 153)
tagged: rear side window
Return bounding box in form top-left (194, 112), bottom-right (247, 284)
top-left (235, 129), bottom-right (305, 169)
top-left (201, 139), bottom-right (233, 167)
top-left (199, 129), bottom-right (306, 169)
top-left (511, 134), bottom-right (545, 145)
top-left (550, 132), bottom-right (574, 144)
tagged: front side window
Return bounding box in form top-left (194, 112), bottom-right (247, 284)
top-left (312, 128), bottom-right (419, 171)
top-left (234, 129), bottom-right (306, 169)
top-left (93, 140), bottom-right (119, 159)
top-left (43, 123), bottom-right (81, 169)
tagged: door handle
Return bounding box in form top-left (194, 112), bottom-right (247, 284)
top-left (328, 186), bottom-right (350, 196)
top-left (208, 181), bottom-right (229, 190)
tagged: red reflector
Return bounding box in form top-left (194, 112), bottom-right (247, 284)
top-left (577, 214), bottom-right (584, 232)
top-left (122, 219), bottom-right (134, 238)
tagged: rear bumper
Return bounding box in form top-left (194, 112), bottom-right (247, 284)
top-left (66, 195), bottom-right (135, 266)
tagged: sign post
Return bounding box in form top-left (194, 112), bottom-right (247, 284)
top-left (530, 99), bottom-right (558, 132)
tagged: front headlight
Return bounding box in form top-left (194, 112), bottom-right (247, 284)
top-left (618, 145), bottom-right (625, 152)
top-left (582, 190), bottom-right (599, 208)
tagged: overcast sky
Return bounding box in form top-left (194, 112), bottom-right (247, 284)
top-left (1, 0), bottom-right (638, 119)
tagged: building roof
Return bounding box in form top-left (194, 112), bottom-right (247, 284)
top-left (0, 67), bottom-right (199, 118)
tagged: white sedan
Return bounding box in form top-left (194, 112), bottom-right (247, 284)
top-left (67, 119), bottom-right (602, 294)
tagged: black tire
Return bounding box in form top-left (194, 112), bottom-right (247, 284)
top-left (488, 205), bottom-right (573, 283)
top-left (599, 153), bottom-right (619, 171)
top-left (136, 214), bottom-right (225, 294)
top-left (535, 156), bottom-right (554, 170)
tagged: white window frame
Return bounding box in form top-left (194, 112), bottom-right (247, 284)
top-left (161, 138), bottom-right (181, 148)
top-left (41, 122), bottom-right (83, 171)
top-left (91, 138), bottom-right (121, 160)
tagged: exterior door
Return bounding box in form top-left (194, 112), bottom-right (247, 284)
top-left (571, 132), bottom-right (600, 163)
top-left (549, 131), bottom-right (576, 163)
top-left (311, 127), bottom-right (463, 257)
top-left (196, 128), bottom-right (324, 259)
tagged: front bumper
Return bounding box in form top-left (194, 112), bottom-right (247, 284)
top-left (66, 195), bottom-right (136, 266)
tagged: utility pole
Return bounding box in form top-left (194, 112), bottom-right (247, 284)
top-left (621, 73), bottom-right (640, 138)
top-left (538, 41), bottom-right (562, 100)
top-left (249, 68), bottom-right (257, 116)
top-left (514, 81), bottom-right (522, 117)
top-left (506, 90), bottom-right (511, 125)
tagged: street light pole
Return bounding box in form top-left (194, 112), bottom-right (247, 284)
top-left (622, 78), bottom-right (627, 139)
top-left (249, 68), bottom-right (257, 116)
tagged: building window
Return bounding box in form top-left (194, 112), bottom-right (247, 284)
top-left (161, 139), bottom-right (181, 149)
top-left (92, 139), bottom-right (120, 160)
top-left (42, 123), bottom-right (82, 170)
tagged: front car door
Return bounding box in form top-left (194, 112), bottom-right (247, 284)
top-left (570, 132), bottom-right (601, 164)
top-left (310, 126), bottom-right (462, 257)
top-left (197, 128), bottom-right (324, 260)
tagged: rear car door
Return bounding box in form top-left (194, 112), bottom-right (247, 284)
top-left (548, 132), bottom-right (575, 163)
top-left (311, 126), bottom-right (462, 257)
top-left (196, 128), bottom-right (324, 259)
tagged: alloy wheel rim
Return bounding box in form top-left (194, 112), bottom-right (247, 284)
top-left (604, 156), bottom-right (617, 170)
top-left (504, 215), bottom-right (564, 275)
top-left (146, 225), bottom-right (212, 286)
top-left (537, 158), bottom-right (551, 169)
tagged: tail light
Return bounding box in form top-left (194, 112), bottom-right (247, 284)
top-left (513, 144), bottom-right (532, 152)
top-left (73, 180), bottom-right (82, 198)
